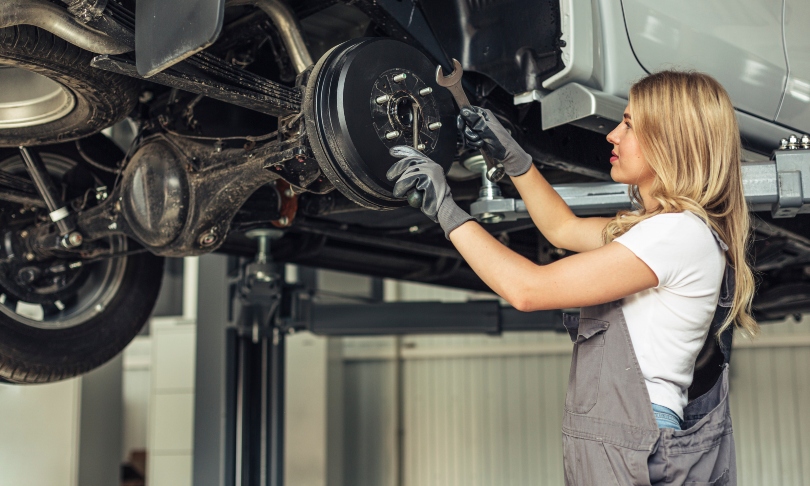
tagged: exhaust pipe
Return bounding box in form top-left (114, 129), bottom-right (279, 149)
top-left (0, 0), bottom-right (130, 54)
top-left (226, 0), bottom-right (313, 74)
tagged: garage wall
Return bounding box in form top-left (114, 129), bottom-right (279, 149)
top-left (336, 275), bottom-right (810, 486)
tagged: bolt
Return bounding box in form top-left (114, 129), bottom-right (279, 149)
top-left (428, 122), bottom-right (442, 131)
top-left (18, 267), bottom-right (39, 284)
top-left (385, 130), bottom-right (401, 140)
top-left (417, 143), bottom-right (426, 151)
top-left (199, 231), bottom-right (217, 247)
top-left (419, 87), bottom-right (433, 96)
top-left (25, 252), bottom-right (35, 261)
top-left (293, 147), bottom-right (307, 162)
top-left (393, 73), bottom-right (407, 83)
top-left (788, 134), bottom-right (799, 149)
top-left (62, 232), bottom-right (83, 248)
top-left (409, 225), bottom-right (419, 233)
top-left (375, 94), bottom-right (392, 104)
top-left (20, 230), bottom-right (28, 238)
top-left (278, 216), bottom-right (290, 226)
top-left (802, 134), bottom-right (810, 148)
top-left (108, 222), bottom-right (117, 230)
top-left (138, 91), bottom-right (154, 103)
top-left (114, 200), bottom-right (122, 212)
top-left (284, 187), bottom-right (294, 198)
top-left (69, 262), bottom-right (83, 269)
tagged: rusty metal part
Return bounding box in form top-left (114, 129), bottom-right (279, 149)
top-left (91, 54), bottom-right (301, 117)
top-left (0, 0), bottom-right (131, 54)
top-left (226, 0), bottom-right (313, 74)
top-left (272, 180), bottom-right (297, 228)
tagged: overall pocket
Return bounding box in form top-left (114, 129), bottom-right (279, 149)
top-left (565, 317), bottom-right (609, 413)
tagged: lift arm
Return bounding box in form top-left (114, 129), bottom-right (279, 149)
top-left (469, 140), bottom-right (810, 222)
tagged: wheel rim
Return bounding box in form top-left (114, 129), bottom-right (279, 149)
top-left (0, 152), bottom-right (128, 330)
top-left (0, 66), bottom-right (76, 128)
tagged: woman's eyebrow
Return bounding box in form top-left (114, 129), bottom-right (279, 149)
top-left (623, 113), bottom-right (632, 120)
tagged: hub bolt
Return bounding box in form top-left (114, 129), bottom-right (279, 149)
top-left (63, 232), bottom-right (83, 248)
top-left (284, 187), bottom-right (294, 198)
top-left (375, 94), bottom-right (392, 105)
top-left (428, 122), bottom-right (442, 131)
top-left (20, 230), bottom-right (28, 238)
top-left (393, 73), bottom-right (407, 83)
top-left (417, 143), bottom-right (426, 151)
top-left (278, 216), bottom-right (290, 226)
top-left (199, 231), bottom-right (218, 247)
top-left (18, 267), bottom-right (40, 284)
top-left (25, 252), bottom-right (35, 261)
top-left (385, 130), bottom-right (401, 140)
top-left (419, 87), bottom-right (433, 96)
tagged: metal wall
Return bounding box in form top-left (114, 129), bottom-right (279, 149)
top-left (339, 277), bottom-right (810, 486)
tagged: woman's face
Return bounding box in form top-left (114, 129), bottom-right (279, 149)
top-left (606, 101), bottom-right (655, 188)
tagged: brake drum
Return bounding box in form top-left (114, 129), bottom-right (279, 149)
top-left (304, 38), bottom-right (457, 210)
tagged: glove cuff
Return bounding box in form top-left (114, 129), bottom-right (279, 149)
top-left (437, 197), bottom-right (475, 240)
top-left (503, 150), bottom-right (533, 177)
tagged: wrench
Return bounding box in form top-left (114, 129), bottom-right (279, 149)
top-left (436, 59), bottom-right (505, 183)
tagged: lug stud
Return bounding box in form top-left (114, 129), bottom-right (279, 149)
top-left (419, 87), bottom-right (433, 96)
top-left (417, 143), bottom-right (426, 151)
top-left (393, 73), bottom-right (407, 83)
top-left (375, 94), bottom-right (391, 105)
top-left (428, 122), bottom-right (442, 131)
top-left (385, 130), bottom-right (401, 140)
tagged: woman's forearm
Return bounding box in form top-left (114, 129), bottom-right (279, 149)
top-left (448, 220), bottom-right (540, 309)
top-left (510, 165), bottom-right (579, 247)
top-left (509, 165), bottom-right (608, 252)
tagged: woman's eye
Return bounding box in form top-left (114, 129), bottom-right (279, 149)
top-left (625, 122), bottom-right (632, 129)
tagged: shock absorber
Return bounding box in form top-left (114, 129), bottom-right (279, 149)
top-left (18, 147), bottom-right (83, 248)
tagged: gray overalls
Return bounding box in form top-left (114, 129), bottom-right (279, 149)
top-left (562, 257), bottom-right (736, 484)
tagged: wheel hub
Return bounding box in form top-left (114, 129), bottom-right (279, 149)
top-left (304, 38), bottom-right (457, 210)
top-left (0, 66), bottom-right (76, 128)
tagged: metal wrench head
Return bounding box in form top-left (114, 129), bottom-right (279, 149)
top-left (435, 59), bottom-right (463, 87)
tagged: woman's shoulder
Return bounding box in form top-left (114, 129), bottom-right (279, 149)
top-left (623, 211), bottom-right (717, 246)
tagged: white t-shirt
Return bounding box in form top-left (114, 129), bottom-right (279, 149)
top-left (614, 211), bottom-right (726, 419)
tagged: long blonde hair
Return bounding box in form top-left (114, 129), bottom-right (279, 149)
top-left (603, 71), bottom-right (758, 337)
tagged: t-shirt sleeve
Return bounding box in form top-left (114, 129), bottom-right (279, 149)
top-left (613, 213), bottom-right (714, 289)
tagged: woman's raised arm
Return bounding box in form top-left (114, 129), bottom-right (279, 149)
top-left (510, 164), bottom-right (611, 253)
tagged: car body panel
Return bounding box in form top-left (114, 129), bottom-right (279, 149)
top-left (775, 0), bottom-right (810, 132)
top-left (621, 0), bottom-right (787, 123)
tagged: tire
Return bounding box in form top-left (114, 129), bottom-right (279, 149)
top-left (0, 251), bottom-right (164, 383)
top-left (0, 145), bottom-right (164, 384)
top-left (0, 25), bottom-right (139, 147)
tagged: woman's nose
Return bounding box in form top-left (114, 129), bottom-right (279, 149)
top-left (606, 124), bottom-right (621, 145)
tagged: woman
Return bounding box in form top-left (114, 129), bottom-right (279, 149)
top-left (387, 71), bottom-right (756, 484)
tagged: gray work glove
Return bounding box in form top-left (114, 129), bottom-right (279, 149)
top-left (458, 107), bottom-right (533, 177)
top-left (386, 146), bottom-right (475, 239)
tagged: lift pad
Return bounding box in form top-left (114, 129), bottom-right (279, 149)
top-left (135, 0), bottom-right (225, 77)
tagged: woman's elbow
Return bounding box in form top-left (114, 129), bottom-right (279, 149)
top-left (507, 290), bottom-right (540, 313)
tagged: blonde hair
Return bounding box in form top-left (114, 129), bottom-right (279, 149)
top-left (603, 70), bottom-right (758, 337)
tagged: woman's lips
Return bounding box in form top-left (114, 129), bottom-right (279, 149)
top-left (610, 155), bottom-right (618, 163)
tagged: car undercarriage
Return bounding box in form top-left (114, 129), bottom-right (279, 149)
top-left (1, 0), bottom-right (810, 383)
